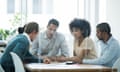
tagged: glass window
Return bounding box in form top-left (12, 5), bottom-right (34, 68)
top-left (7, 0), bottom-right (15, 14)
top-left (32, 0), bottom-right (42, 14)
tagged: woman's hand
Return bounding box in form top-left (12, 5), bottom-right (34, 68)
top-left (48, 56), bottom-right (67, 62)
top-left (68, 56), bottom-right (82, 63)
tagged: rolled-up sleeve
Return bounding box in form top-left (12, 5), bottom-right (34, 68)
top-left (83, 41), bottom-right (119, 66)
top-left (60, 36), bottom-right (69, 57)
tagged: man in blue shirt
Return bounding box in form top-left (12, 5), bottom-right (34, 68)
top-left (83, 23), bottom-right (120, 67)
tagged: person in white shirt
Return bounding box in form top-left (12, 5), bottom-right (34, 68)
top-left (31, 19), bottom-right (69, 62)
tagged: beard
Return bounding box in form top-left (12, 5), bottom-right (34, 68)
top-left (97, 36), bottom-right (103, 40)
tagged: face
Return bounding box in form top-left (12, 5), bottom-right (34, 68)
top-left (31, 31), bottom-right (38, 41)
top-left (96, 28), bottom-right (104, 40)
top-left (71, 27), bottom-right (82, 39)
top-left (47, 24), bottom-right (58, 38)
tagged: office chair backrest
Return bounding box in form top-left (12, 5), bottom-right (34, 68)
top-left (0, 64), bottom-right (5, 72)
top-left (10, 52), bottom-right (25, 72)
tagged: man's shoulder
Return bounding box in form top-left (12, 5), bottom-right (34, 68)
top-left (39, 31), bottom-right (46, 37)
top-left (40, 31), bottom-right (46, 34)
top-left (56, 32), bottom-right (65, 39)
top-left (109, 36), bottom-right (119, 44)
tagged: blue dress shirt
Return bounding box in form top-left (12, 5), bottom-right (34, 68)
top-left (83, 36), bottom-right (120, 67)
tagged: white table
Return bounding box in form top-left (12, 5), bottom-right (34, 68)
top-left (25, 62), bottom-right (117, 72)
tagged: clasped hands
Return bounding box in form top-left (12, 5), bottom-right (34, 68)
top-left (42, 56), bottom-right (83, 64)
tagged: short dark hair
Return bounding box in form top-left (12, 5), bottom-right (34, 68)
top-left (69, 18), bottom-right (91, 38)
top-left (47, 19), bottom-right (59, 27)
top-left (25, 22), bottom-right (39, 34)
top-left (96, 22), bottom-right (111, 35)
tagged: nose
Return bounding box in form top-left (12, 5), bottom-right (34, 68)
top-left (72, 32), bottom-right (77, 36)
top-left (50, 30), bottom-right (54, 34)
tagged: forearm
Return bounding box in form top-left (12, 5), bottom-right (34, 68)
top-left (77, 49), bottom-right (85, 60)
top-left (63, 49), bottom-right (89, 63)
top-left (47, 56), bottom-right (67, 62)
top-left (76, 49), bottom-right (90, 60)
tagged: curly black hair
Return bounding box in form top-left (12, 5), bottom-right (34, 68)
top-left (69, 18), bottom-right (91, 38)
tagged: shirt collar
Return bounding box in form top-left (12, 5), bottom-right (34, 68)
top-left (23, 33), bottom-right (32, 44)
top-left (98, 36), bottom-right (113, 45)
top-left (106, 36), bottom-right (113, 45)
top-left (43, 31), bottom-right (56, 39)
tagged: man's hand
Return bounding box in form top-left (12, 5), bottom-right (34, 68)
top-left (56, 56), bottom-right (67, 62)
top-left (43, 58), bottom-right (51, 64)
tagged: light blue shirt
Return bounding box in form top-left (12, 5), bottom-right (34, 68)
top-left (31, 31), bottom-right (69, 57)
top-left (83, 36), bottom-right (120, 67)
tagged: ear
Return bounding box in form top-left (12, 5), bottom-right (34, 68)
top-left (103, 32), bottom-right (106, 34)
top-left (101, 32), bottom-right (106, 37)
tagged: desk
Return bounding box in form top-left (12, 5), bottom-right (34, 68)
top-left (25, 63), bottom-right (117, 72)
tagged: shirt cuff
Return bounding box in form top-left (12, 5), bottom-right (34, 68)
top-left (40, 59), bottom-right (43, 63)
top-left (83, 59), bottom-right (90, 64)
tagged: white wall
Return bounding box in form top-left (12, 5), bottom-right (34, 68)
top-left (106, 0), bottom-right (120, 41)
